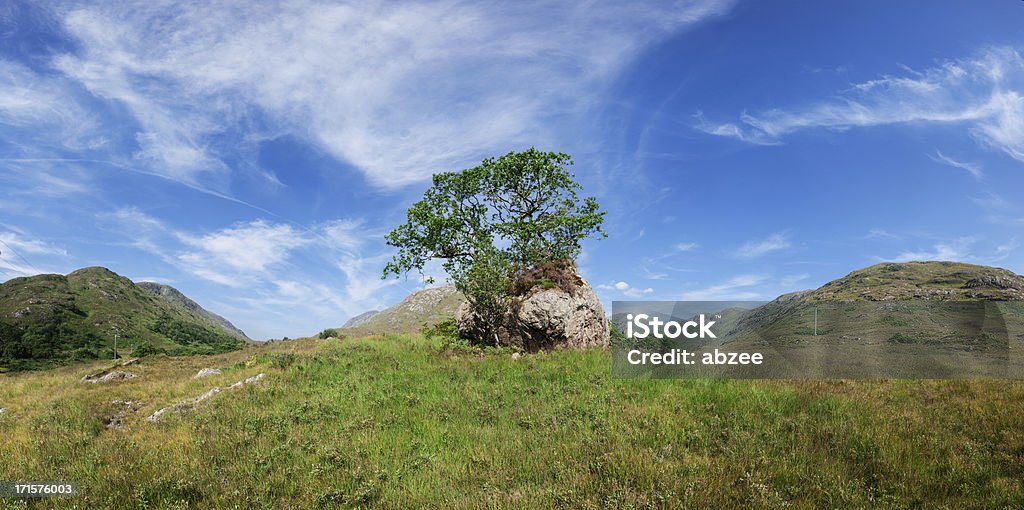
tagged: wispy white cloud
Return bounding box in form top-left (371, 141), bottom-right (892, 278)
top-left (178, 220), bottom-right (311, 280)
top-left (678, 274), bottom-right (766, 300)
top-left (970, 192), bottom-right (1024, 226)
top-left (0, 231), bottom-right (68, 277)
top-left (734, 232), bottom-right (791, 259)
top-left (778, 273), bottom-right (810, 289)
top-left (639, 267), bottom-right (670, 280)
top-left (994, 240), bottom-right (1017, 262)
top-left (874, 235), bottom-right (1016, 265)
top-left (0, 232), bottom-right (66, 256)
top-left (0, 60), bottom-right (102, 152)
top-left (46, 0), bottom-right (733, 189)
top-left (597, 280), bottom-right (654, 297)
top-left (674, 242), bottom-right (699, 252)
top-left (99, 207), bottom-right (401, 337)
top-left (698, 47), bottom-right (1024, 163)
top-left (930, 150), bottom-right (983, 179)
top-left (862, 228), bottom-right (899, 240)
top-left (886, 237), bottom-right (975, 262)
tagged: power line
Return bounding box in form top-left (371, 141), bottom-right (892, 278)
top-left (0, 235), bottom-right (42, 275)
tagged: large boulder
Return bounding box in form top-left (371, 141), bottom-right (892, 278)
top-left (456, 276), bottom-right (608, 351)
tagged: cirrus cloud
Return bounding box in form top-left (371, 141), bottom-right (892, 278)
top-left (697, 46), bottom-right (1024, 164)
top-left (48, 0), bottom-right (735, 190)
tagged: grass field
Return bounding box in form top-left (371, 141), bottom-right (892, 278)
top-left (1, 335), bottom-right (1023, 508)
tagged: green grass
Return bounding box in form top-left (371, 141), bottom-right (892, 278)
top-left (1, 335), bottom-right (1023, 508)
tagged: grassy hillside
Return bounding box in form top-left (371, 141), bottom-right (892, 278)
top-left (136, 281), bottom-right (251, 341)
top-left (0, 267), bottom-right (247, 371)
top-left (1, 335), bottom-right (1022, 508)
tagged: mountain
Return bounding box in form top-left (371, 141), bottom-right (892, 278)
top-left (339, 284), bottom-right (465, 336)
top-left (0, 267), bottom-right (248, 371)
top-left (807, 261), bottom-right (1024, 301)
top-left (342, 310), bottom-right (380, 329)
top-left (713, 261), bottom-right (1024, 377)
top-left (136, 281), bottom-right (250, 341)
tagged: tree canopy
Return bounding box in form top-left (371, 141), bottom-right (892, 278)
top-left (382, 148), bottom-right (606, 334)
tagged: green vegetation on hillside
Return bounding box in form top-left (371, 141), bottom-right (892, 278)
top-left (1, 335), bottom-right (1022, 508)
top-left (0, 267), bottom-right (247, 371)
top-left (149, 314), bottom-right (246, 356)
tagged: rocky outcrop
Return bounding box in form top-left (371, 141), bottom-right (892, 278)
top-left (342, 310), bottom-right (380, 328)
top-left (147, 373), bottom-right (265, 423)
top-left (341, 284), bottom-right (466, 335)
top-left (457, 277), bottom-right (608, 351)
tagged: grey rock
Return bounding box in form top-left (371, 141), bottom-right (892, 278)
top-left (457, 275), bottom-right (608, 351)
top-left (82, 370), bottom-right (138, 384)
top-left (964, 275), bottom-right (1021, 290)
top-left (194, 368), bottom-right (222, 379)
top-left (148, 373), bottom-right (265, 423)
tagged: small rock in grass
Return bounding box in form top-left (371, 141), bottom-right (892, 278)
top-left (194, 368), bottom-right (222, 379)
top-left (511, 352), bottom-right (521, 360)
top-left (83, 370), bottom-right (138, 384)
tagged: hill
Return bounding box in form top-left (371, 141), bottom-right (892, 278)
top-left (808, 261), bottom-right (1024, 301)
top-left (135, 281), bottom-right (250, 341)
top-left (341, 310), bottom-right (380, 329)
top-left (0, 267), bottom-right (248, 371)
top-left (712, 261), bottom-right (1024, 377)
top-left (339, 284), bottom-right (465, 336)
top-left (0, 335), bottom-right (1022, 507)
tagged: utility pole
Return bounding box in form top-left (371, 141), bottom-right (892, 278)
top-left (813, 307), bottom-right (818, 336)
top-left (111, 325), bottom-right (120, 360)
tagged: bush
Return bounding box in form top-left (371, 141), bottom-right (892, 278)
top-left (318, 328), bottom-right (341, 339)
top-left (507, 258), bottom-right (582, 297)
top-left (421, 319), bottom-right (460, 341)
top-left (269, 352), bottom-right (297, 369)
top-left (132, 341), bottom-right (163, 357)
top-left (889, 332), bottom-right (918, 344)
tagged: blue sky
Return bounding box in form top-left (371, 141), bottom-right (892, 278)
top-left (1, 1), bottom-right (1023, 340)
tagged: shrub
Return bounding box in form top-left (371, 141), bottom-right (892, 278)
top-left (132, 341), bottom-right (163, 357)
top-left (506, 258), bottom-right (583, 297)
top-left (421, 318), bottom-right (460, 341)
top-left (889, 332), bottom-right (918, 344)
top-left (269, 352), bottom-right (297, 369)
top-left (318, 328), bottom-right (340, 339)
